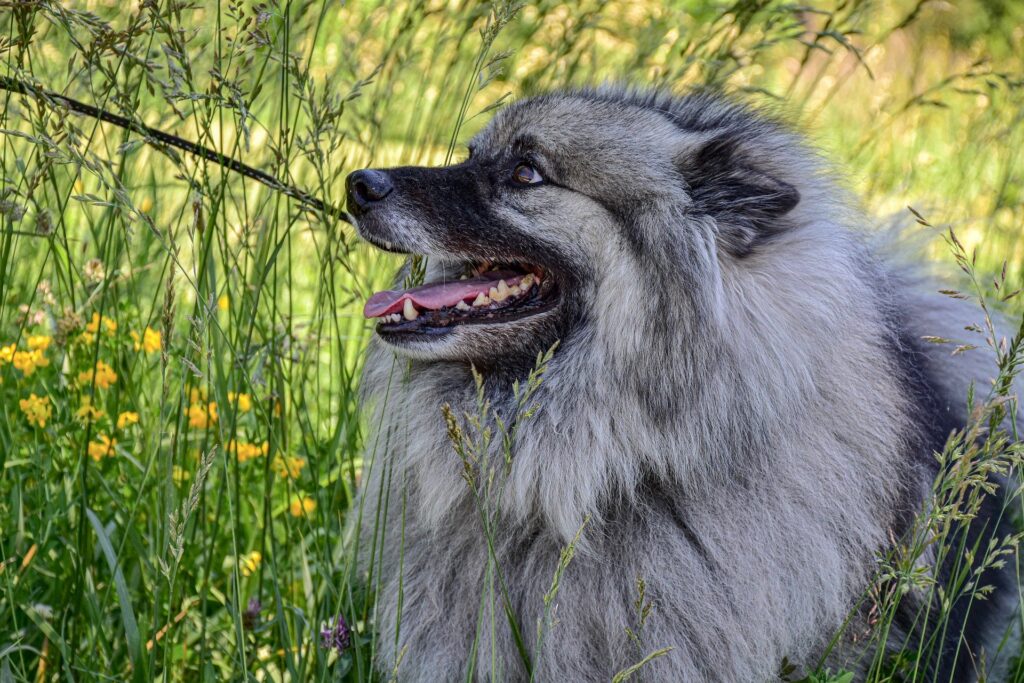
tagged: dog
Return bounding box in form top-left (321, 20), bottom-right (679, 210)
top-left (345, 87), bottom-right (1019, 681)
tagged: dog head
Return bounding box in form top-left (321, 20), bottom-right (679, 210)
top-left (349, 88), bottom-right (804, 365)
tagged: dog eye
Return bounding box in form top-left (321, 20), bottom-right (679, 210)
top-left (512, 163), bottom-right (543, 185)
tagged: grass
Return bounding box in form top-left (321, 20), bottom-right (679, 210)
top-left (0, 0), bottom-right (1022, 680)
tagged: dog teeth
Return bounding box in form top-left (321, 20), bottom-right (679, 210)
top-left (373, 270), bottom-right (546, 325)
top-left (479, 278), bottom-right (531, 307)
top-left (403, 299), bottom-right (419, 321)
top-left (489, 285), bottom-right (507, 302)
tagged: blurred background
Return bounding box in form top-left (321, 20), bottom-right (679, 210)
top-left (0, 0), bottom-right (1022, 680)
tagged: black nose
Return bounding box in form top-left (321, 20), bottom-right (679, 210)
top-left (346, 169), bottom-right (393, 215)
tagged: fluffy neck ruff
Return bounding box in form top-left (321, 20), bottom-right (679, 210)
top-left (360, 217), bottom-right (912, 548)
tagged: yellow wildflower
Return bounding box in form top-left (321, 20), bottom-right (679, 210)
top-left (189, 387), bottom-right (208, 404)
top-left (172, 466), bottom-right (191, 483)
top-left (272, 455), bottom-right (306, 479)
top-left (289, 496), bottom-right (316, 518)
top-left (139, 197), bottom-right (153, 213)
top-left (13, 349), bottom-right (48, 376)
top-left (228, 440), bottom-right (267, 462)
top-left (87, 434), bottom-right (117, 461)
top-left (74, 397), bottom-right (106, 424)
top-left (227, 391), bottom-right (252, 412)
top-left (0, 343), bottom-right (15, 364)
top-left (132, 327), bottom-right (161, 353)
top-left (218, 294), bottom-right (229, 312)
top-left (84, 312), bottom-right (117, 337)
top-left (187, 403), bottom-right (208, 429)
top-left (19, 393), bottom-right (51, 428)
top-left (78, 361), bottom-right (117, 389)
top-left (27, 335), bottom-right (51, 351)
top-left (116, 411), bottom-right (139, 429)
top-left (187, 401), bottom-right (218, 429)
top-left (239, 551), bottom-right (262, 577)
top-left (142, 327), bottom-right (161, 353)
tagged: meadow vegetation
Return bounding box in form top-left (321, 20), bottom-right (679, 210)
top-left (0, 0), bottom-right (1022, 680)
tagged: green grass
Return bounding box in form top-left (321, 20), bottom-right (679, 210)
top-left (0, 0), bottom-right (1022, 680)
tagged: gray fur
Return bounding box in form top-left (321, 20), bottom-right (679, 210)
top-left (351, 87), bottom-right (1019, 681)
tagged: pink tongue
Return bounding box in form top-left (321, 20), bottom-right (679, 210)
top-left (364, 271), bottom-right (523, 318)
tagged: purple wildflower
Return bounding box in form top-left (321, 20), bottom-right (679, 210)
top-left (320, 614), bottom-right (351, 654)
top-left (243, 597), bottom-right (261, 631)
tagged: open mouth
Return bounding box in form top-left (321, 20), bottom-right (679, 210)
top-left (363, 260), bottom-right (559, 335)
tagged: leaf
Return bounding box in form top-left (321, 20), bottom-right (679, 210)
top-left (87, 509), bottom-right (146, 680)
top-left (779, 656), bottom-right (797, 677)
top-left (503, 597), bottom-right (532, 676)
top-left (20, 606), bottom-right (70, 672)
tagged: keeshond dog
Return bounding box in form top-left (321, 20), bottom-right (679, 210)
top-left (345, 87), bottom-right (1019, 681)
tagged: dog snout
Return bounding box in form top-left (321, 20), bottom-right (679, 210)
top-left (346, 169), bottom-right (394, 216)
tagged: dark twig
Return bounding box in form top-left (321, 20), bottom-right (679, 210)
top-left (0, 75), bottom-right (353, 224)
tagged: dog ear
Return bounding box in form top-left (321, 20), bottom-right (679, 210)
top-left (679, 135), bottom-right (800, 257)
